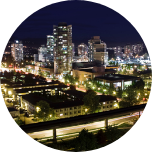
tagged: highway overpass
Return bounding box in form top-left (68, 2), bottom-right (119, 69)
top-left (20, 104), bottom-right (146, 141)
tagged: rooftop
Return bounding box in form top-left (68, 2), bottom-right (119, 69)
top-left (22, 94), bottom-right (84, 109)
top-left (95, 74), bottom-right (140, 81)
top-left (98, 95), bottom-right (117, 102)
top-left (5, 81), bottom-right (59, 88)
top-left (62, 90), bottom-right (86, 99)
top-left (21, 92), bottom-right (116, 109)
top-left (8, 107), bottom-right (18, 112)
top-left (15, 85), bottom-right (68, 93)
top-left (79, 68), bottom-right (96, 73)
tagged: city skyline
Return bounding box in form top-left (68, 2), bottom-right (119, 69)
top-left (10, 1), bottom-right (144, 47)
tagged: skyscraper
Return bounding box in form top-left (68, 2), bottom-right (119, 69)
top-left (88, 36), bottom-right (106, 61)
top-left (38, 45), bottom-right (47, 62)
top-left (46, 35), bottom-right (54, 62)
top-left (88, 36), bottom-right (108, 65)
top-left (11, 40), bottom-right (23, 62)
top-left (53, 22), bottom-right (72, 74)
top-left (114, 46), bottom-right (123, 58)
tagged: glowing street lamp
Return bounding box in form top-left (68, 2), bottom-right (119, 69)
top-left (36, 107), bottom-right (40, 112)
top-left (75, 82), bottom-right (78, 85)
top-left (113, 91), bottom-right (116, 95)
top-left (85, 109), bottom-right (88, 112)
top-left (8, 91), bottom-right (12, 95)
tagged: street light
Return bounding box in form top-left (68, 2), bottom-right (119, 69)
top-left (85, 109), bottom-right (88, 112)
top-left (36, 107), bottom-right (40, 112)
top-left (113, 91), bottom-right (116, 95)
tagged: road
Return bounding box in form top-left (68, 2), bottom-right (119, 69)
top-left (76, 86), bottom-right (102, 95)
top-left (28, 112), bottom-right (141, 139)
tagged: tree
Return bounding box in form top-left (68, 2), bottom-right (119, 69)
top-left (116, 87), bottom-right (123, 98)
top-left (96, 129), bottom-right (106, 145)
top-left (15, 117), bottom-right (24, 126)
top-left (14, 71), bottom-right (21, 83)
top-left (104, 125), bottom-right (123, 143)
top-left (44, 71), bottom-right (50, 77)
top-left (132, 69), bottom-right (138, 76)
top-left (121, 85), bottom-right (140, 107)
top-left (83, 90), bottom-right (100, 113)
top-left (35, 100), bottom-right (51, 121)
top-left (69, 84), bottom-right (76, 90)
top-left (108, 84), bottom-right (116, 95)
top-left (74, 129), bottom-right (97, 151)
top-left (119, 100), bottom-right (132, 108)
top-left (24, 73), bottom-right (34, 84)
top-left (38, 68), bottom-right (43, 77)
top-left (133, 79), bottom-right (145, 91)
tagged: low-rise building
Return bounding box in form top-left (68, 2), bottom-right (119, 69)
top-left (4, 81), bottom-right (59, 99)
top-left (95, 74), bottom-right (141, 90)
top-left (20, 93), bottom-right (117, 119)
top-left (73, 66), bottom-right (116, 85)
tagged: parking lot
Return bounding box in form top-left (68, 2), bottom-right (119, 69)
top-left (3, 97), bottom-right (36, 125)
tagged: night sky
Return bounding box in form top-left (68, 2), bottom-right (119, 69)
top-left (10, 0), bottom-right (144, 47)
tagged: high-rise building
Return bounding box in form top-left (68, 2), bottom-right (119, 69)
top-left (132, 44), bottom-right (143, 55)
top-left (78, 43), bottom-right (88, 56)
top-left (11, 40), bottom-right (23, 62)
top-left (46, 35), bottom-right (54, 62)
top-left (124, 44), bottom-right (143, 58)
top-left (53, 22), bottom-right (72, 74)
top-left (38, 45), bottom-right (47, 62)
top-left (88, 36), bottom-right (106, 62)
top-left (93, 52), bottom-right (108, 65)
top-left (114, 46), bottom-right (123, 58)
top-left (72, 43), bottom-right (75, 58)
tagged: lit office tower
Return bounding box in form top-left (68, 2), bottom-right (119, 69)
top-left (46, 35), bottom-right (54, 62)
top-left (11, 40), bottom-right (23, 62)
top-left (114, 46), bottom-right (123, 58)
top-left (124, 45), bottom-right (132, 58)
top-left (38, 45), bottom-right (47, 62)
top-left (53, 22), bottom-right (72, 74)
top-left (132, 44), bottom-right (143, 55)
top-left (78, 43), bottom-right (88, 56)
top-left (88, 36), bottom-right (108, 65)
top-left (72, 43), bottom-right (75, 57)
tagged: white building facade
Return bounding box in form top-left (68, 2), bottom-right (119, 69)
top-left (88, 36), bottom-right (108, 65)
top-left (11, 40), bottom-right (23, 62)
